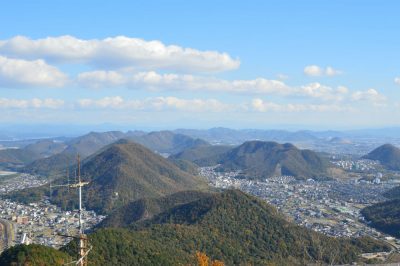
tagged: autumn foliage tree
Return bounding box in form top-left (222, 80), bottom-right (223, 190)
top-left (196, 251), bottom-right (224, 266)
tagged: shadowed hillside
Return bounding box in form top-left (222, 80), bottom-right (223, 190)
top-left (362, 199), bottom-right (400, 238)
top-left (98, 190), bottom-right (212, 228)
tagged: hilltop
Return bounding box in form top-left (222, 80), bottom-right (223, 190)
top-left (363, 144), bottom-right (400, 171)
top-left (217, 141), bottom-right (329, 179)
top-left (9, 140), bottom-right (208, 214)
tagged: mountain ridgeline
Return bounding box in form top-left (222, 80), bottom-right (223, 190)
top-left (19, 130), bottom-right (208, 177)
top-left (9, 140), bottom-right (208, 214)
top-left (363, 144), bottom-right (400, 171)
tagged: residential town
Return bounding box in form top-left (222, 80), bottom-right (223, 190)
top-left (200, 166), bottom-right (400, 248)
top-left (0, 173), bottom-right (104, 252)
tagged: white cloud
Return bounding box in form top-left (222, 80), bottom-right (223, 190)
top-left (351, 88), bottom-right (386, 103)
top-left (298, 83), bottom-right (348, 100)
top-left (304, 65), bottom-right (323, 77)
top-left (325, 66), bottom-right (342, 76)
top-left (76, 95), bottom-right (354, 113)
top-left (77, 96), bottom-right (232, 112)
top-left (77, 70), bottom-right (348, 100)
top-left (251, 98), bottom-right (351, 112)
top-left (77, 70), bottom-right (290, 94)
top-left (304, 65), bottom-right (342, 77)
top-left (276, 73), bottom-right (289, 80)
top-left (395, 77), bottom-right (400, 85)
top-left (0, 98), bottom-right (64, 109)
top-left (0, 55), bottom-right (68, 88)
top-left (0, 35), bottom-right (240, 73)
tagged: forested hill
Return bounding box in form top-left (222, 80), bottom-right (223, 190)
top-left (217, 140), bottom-right (329, 179)
top-left (75, 190), bottom-right (389, 265)
top-left (361, 199), bottom-right (400, 238)
top-left (22, 130), bottom-right (208, 177)
top-left (1, 190), bottom-right (390, 265)
top-left (8, 140), bottom-right (209, 214)
top-left (363, 144), bottom-right (400, 171)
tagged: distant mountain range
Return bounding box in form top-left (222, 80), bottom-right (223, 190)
top-left (9, 140), bottom-right (208, 214)
top-left (174, 127), bottom-right (400, 144)
top-left (1, 190), bottom-right (390, 265)
top-left (363, 144), bottom-right (400, 171)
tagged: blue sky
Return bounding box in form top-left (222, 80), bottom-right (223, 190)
top-left (0, 0), bottom-right (399, 130)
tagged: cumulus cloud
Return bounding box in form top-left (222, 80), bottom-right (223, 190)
top-left (0, 55), bottom-right (68, 88)
top-left (395, 77), bottom-right (400, 85)
top-left (77, 96), bottom-right (232, 112)
top-left (351, 88), bottom-right (386, 103)
top-left (0, 35), bottom-right (240, 73)
top-left (304, 65), bottom-right (342, 77)
top-left (299, 83), bottom-right (348, 100)
top-left (0, 98), bottom-right (64, 109)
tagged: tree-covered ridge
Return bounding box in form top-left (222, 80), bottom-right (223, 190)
top-left (0, 244), bottom-right (72, 266)
top-left (6, 140), bottom-right (208, 214)
top-left (362, 199), bottom-right (400, 238)
top-left (217, 141), bottom-right (329, 180)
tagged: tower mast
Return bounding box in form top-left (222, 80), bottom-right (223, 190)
top-left (49, 154), bottom-right (91, 266)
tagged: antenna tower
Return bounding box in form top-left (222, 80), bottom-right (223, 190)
top-left (49, 155), bottom-right (91, 266)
